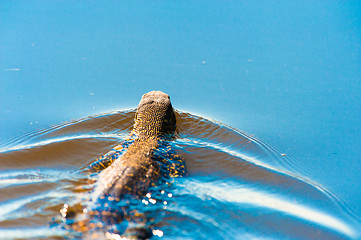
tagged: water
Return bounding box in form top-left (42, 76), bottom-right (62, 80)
top-left (0, 110), bottom-right (359, 239)
top-left (1, 1), bottom-right (361, 239)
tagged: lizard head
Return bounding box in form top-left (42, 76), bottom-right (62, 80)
top-left (133, 91), bottom-right (176, 138)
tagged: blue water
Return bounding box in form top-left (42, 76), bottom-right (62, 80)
top-left (0, 110), bottom-right (359, 239)
top-left (1, 1), bottom-right (361, 239)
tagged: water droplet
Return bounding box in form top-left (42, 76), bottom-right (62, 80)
top-left (152, 229), bottom-right (164, 237)
top-left (105, 232), bottom-right (123, 240)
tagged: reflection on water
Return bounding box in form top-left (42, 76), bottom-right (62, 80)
top-left (0, 110), bottom-right (358, 239)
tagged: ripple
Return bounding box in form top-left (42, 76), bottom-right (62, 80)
top-left (0, 133), bottom-right (125, 154)
top-left (180, 178), bottom-right (355, 238)
top-left (0, 227), bottom-right (66, 239)
top-left (0, 109), bottom-right (359, 239)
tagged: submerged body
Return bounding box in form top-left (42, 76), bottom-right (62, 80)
top-left (94, 138), bottom-right (161, 199)
top-left (93, 91), bottom-right (184, 199)
top-left (63, 91), bottom-right (185, 238)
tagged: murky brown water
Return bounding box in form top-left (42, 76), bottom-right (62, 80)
top-left (0, 110), bottom-right (357, 239)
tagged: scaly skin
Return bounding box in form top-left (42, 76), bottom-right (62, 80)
top-left (93, 137), bottom-right (161, 199)
top-left (62, 91), bottom-right (185, 239)
top-left (93, 90), bottom-right (181, 199)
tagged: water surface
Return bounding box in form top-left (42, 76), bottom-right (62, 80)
top-left (1, 1), bottom-right (361, 239)
top-left (0, 110), bottom-right (358, 239)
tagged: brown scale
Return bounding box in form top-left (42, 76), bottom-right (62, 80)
top-left (94, 91), bottom-right (179, 199)
top-left (63, 91), bottom-right (186, 239)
